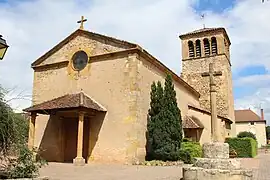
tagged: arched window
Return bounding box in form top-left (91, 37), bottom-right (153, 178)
top-left (195, 40), bottom-right (201, 57)
top-left (203, 38), bottom-right (210, 56)
top-left (188, 41), bottom-right (195, 58)
top-left (211, 37), bottom-right (218, 55)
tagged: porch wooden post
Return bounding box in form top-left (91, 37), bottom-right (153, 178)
top-left (73, 111), bottom-right (85, 166)
top-left (28, 112), bottom-right (37, 150)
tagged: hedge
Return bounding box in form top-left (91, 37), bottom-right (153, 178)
top-left (225, 137), bottom-right (258, 158)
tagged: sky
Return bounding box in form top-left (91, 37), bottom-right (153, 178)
top-left (0, 0), bottom-right (270, 124)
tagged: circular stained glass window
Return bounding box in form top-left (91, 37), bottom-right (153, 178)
top-left (72, 51), bottom-right (88, 71)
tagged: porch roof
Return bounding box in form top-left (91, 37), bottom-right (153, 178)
top-left (183, 115), bottom-right (204, 129)
top-left (23, 92), bottom-right (106, 114)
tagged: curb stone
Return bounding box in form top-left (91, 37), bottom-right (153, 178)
top-left (5, 177), bottom-right (49, 180)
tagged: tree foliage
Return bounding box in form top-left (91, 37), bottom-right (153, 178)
top-left (0, 85), bottom-right (46, 178)
top-left (266, 126), bottom-right (270, 140)
top-left (0, 87), bottom-right (28, 155)
top-left (146, 74), bottom-right (183, 161)
top-left (237, 131), bottom-right (257, 140)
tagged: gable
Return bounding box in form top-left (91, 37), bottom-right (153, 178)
top-left (32, 29), bottom-right (137, 67)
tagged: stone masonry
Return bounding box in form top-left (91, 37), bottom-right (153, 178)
top-left (183, 142), bottom-right (253, 180)
top-left (180, 28), bottom-right (236, 137)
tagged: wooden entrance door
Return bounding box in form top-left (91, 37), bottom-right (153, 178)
top-left (64, 118), bottom-right (78, 162)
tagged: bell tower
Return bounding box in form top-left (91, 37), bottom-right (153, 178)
top-left (180, 28), bottom-right (235, 136)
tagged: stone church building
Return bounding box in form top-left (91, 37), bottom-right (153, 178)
top-left (24, 24), bottom-right (235, 165)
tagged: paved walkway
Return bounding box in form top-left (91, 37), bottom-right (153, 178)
top-left (240, 150), bottom-right (270, 180)
top-left (40, 151), bottom-right (270, 180)
top-left (39, 163), bottom-right (184, 180)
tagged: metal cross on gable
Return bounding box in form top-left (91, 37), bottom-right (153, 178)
top-left (77, 16), bottom-right (87, 30)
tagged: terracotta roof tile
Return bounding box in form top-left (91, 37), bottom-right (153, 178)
top-left (235, 109), bottom-right (264, 123)
top-left (183, 115), bottom-right (204, 129)
top-left (181, 28), bottom-right (222, 36)
top-left (23, 92), bottom-right (106, 114)
top-left (179, 27), bottom-right (231, 45)
top-left (188, 104), bottom-right (233, 124)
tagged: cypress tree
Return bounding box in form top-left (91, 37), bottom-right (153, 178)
top-left (147, 74), bottom-right (183, 161)
top-left (146, 81), bottom-right (163, 160)
top-left (163, 74), bottom-right (182, 150)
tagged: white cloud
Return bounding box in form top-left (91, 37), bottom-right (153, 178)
top-left (234, 74), bottom-right (270, 88)
top-left (235, 87), bottom-right (270, 125)
top-left (1, 0), bottom-right (270, 116)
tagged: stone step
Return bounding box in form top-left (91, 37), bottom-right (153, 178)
top-left (183, 167), bottom-right (253, 180)
top-left (194, 158), bottom-right (241, 170)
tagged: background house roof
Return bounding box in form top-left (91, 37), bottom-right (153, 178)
top-left (235, 109), bottom-right (265, 123)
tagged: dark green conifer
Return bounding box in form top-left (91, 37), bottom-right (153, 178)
top-left (146, 74), bottom-right (183, 161)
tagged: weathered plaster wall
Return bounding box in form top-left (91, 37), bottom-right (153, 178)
top-left (235, 122), bottom-right (267, 148)
top-left (35, 114), bottom-right (63, 162)
top-left (34, 56), bottom-right (136, 163)
top-left (135, 55), bottom-right (200, 161)
top-left (187, 109), bottom-right (211, 144)
top-left (32, 34), bottom-right (139, 164)
top-left (38, 34), bottom-right (129, 67)
top-left (186, 108), bottom-right (232, 144)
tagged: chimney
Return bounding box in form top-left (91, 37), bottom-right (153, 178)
top-left (261, 109), bottom-right (264, 120)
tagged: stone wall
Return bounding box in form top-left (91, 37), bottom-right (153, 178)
top-left (181, 30), bottom-right (236, 136)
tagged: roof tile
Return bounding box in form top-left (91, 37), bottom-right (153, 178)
top-left (23, 92), bottom-right (106, 113)
top-left (235, 109), bottom-right (264, 122)
top-left (183, 115), bottom-right (204, 129)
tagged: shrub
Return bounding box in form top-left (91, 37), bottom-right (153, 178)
top-left (237, 131), bottom-right (256, 140)
top-left (225, 137), bottom-right (258, 158)
top-left (181, 142), bottom-right (202, 162)
top-left (182, 138), bottom-right (192, 142)
top-left (7, 146), bottom-right (47, 179)
top-left (266, 126), bottom-right (270, 140)
top-left (0, 85), bottom-right (47, 178)
top-left (177, 149), bottom-right (192, 164)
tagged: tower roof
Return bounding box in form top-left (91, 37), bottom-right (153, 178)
top-left (179, 27), bottom-right (231, 45)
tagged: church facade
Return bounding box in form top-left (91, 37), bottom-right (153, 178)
top-left (24, 26), bottom-right (235, 165)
